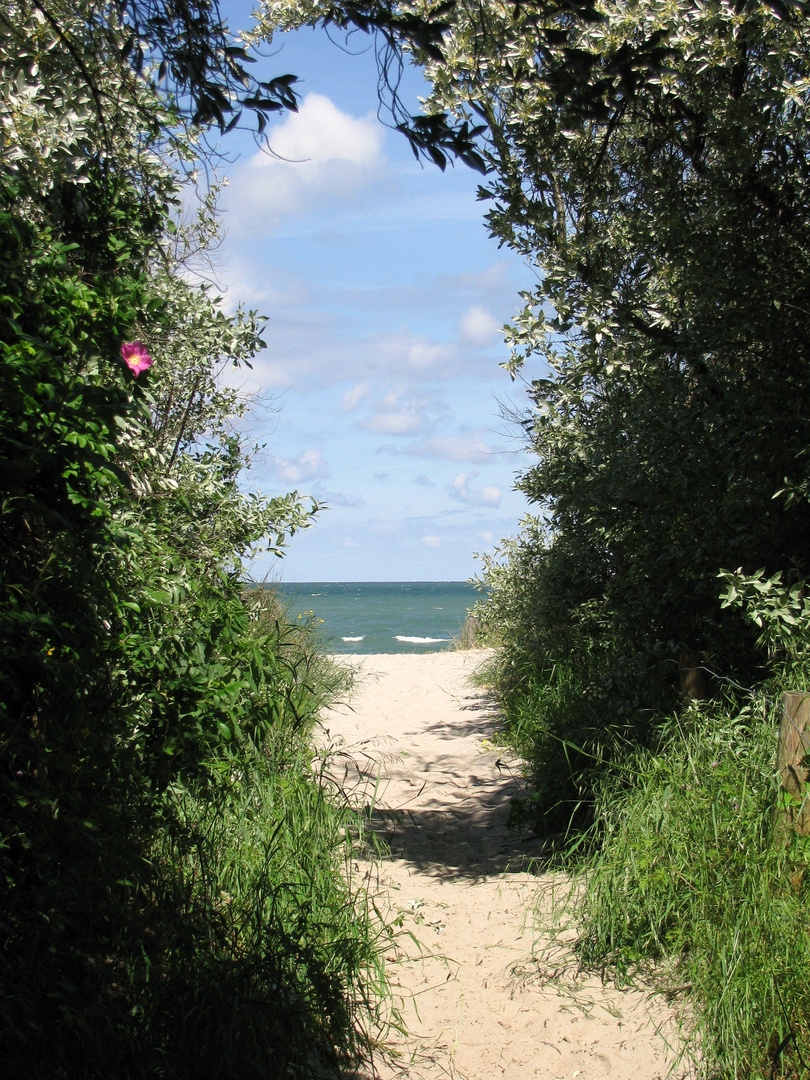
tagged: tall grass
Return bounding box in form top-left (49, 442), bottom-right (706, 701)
top-left (0, 593), bottom-right (392, 1079)
top-left (557, 692), bottom-right (810, 1079)
top-left (129, 736), bottom-right (391, 1079)
top-left (478, 638), bottom-right (663, 836)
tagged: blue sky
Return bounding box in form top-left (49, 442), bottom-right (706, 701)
top-left (214, 5), bottom-right (537, 581)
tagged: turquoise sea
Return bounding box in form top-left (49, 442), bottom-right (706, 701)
top-left (271, 581), bottom-right (479, 654)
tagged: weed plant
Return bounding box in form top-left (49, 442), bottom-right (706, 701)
top-left (557, 692), bottom-right (810, 1079)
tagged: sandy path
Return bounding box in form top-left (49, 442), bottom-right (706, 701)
top-left (323, 652), bottom-right (684, 1080)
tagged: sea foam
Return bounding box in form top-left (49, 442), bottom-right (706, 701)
top-left (395, 635), bottom-right (450, 645)
top-left (342, 635), bottom-right (364, 642)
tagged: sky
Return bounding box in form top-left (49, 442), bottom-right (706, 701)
top-left (212, 3), bottom-right (538, 581)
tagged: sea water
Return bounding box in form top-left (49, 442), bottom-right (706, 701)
top-left (271, 581), bottom-right (479, 654)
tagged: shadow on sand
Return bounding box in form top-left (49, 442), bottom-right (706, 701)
top-left (327, 686), bottom-right (546, 881)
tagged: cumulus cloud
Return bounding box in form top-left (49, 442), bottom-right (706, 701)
top-left (218, 303), bottom-right (498, 396)
top-left (272, 448), bottom-right (330, 484)
top-left (422, 535), bottom-right (441, 547)
top-left (448, 473), bottom-right (502, 507)
top-left (414, 474), bottom-right (435, 487)
top-left (359, 387), bottom-right (440, 437)
top-left (454, 261), bottom-right (513, 293)
top-left (341, 382), bottom-right (372, 412)
top-left (458, 305), bottom-right (501, 347)
top-left (403, 339), bottom-right (455, 372)
top-left (375, 334), bottom-right (458, 380)
top-left (229, 94), bottom-right (385, 229)
top-left (361, 410), bottom-right (423, 435)
top-left (404, 434), bottom-right (492, 462)
top-left (263, 93), bottom-right (381, 165)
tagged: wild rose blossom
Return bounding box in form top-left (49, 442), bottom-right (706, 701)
top-left (121, 341), bottom-right (153, 377)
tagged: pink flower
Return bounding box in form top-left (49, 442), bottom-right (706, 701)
top-left (121, 341), bottom-right (153, 377)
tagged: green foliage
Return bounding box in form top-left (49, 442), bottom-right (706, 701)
top-left (2, 590), bottom-right (386, 1078)
top-left (0, 3), bottom-right (390, 1076)
top-left (470, 519), bottom-right (672, 833)
top-left (430, 6), bottom-right (810, 1071)
top-left (489, 645), bottom-right (658, 837)
top-left (136, 743), bottom-right (386, 1080)
top-left (251, 0), bottom-right (489, 169)
top-left (434, 0), bottom-right (810, 821)
top-left (560, 693), bottom-right (810, 1079)
top-left (721, 566), bottom-right (810, 672)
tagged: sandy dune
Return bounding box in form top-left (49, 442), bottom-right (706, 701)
top-left (322, 651), bottom-right (685, 1080)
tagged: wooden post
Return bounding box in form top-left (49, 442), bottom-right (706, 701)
top-left (776, 691), bottom-right (810, 840)
top-left (679, 651), bottom-right (709, 700)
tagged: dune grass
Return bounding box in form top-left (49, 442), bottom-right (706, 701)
top-left (548, 692), bottom-right (810, 1079)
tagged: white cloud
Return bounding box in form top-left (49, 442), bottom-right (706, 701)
top-left (261, 94), bottom-right (382, 165)
top-left (216, 298), bottom-right (504, 395)
top-left (448, 473), bottom-right (502, 507)
top-left (458, 305), bottom-right (501, 347)
top-left (370, 520), bottom-right (397, 535)
top-left (341, 382), bottom-right (372, 412)
top-left (376, 335), bottom-right (458, 379)
top-left (272, 448), bottom-right (330, 484)
top-left (361, 409), bottom-right (424, 435)
top-left (229, 94), bottom-right (385, 229)
top-left (404, 434), bottom-right (492, 462)
top-left (358, 386), bottom-right (443, 437)
top-left (403, 339), bottom-right (455, 372)
top-left (415, 474), bottom-right (435, 487)
top-left (455, 261), bottom-right (513, 294)
top-left (422, 535), bottom-right (441, 547)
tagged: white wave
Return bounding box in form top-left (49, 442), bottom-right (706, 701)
top-left (342, 635), bottom-right (364, 642)
top-left (395, 635), bottom-right (450, 644)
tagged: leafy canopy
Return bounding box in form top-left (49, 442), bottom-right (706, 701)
top-left (421, 0), bottom-right (810, 672)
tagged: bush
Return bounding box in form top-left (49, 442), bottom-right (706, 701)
top-left (472, 520), bottom-right (677, 833)
top-left (0, 7), bottom-right (390, 1074)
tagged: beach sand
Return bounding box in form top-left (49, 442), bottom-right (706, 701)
top-left (322, 651), bottom-right (686, 1080)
